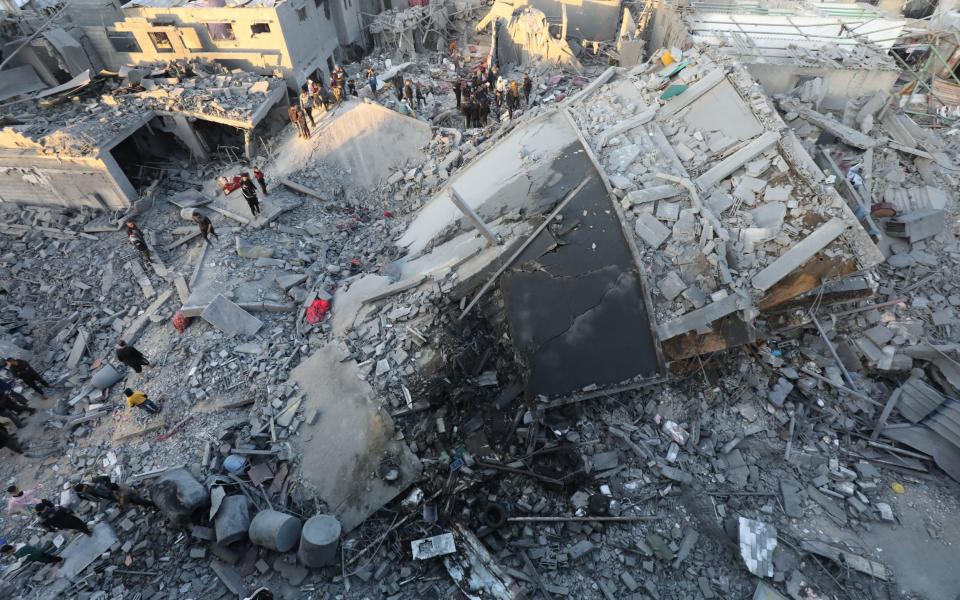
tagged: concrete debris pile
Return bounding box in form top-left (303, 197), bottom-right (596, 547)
top-left (4, 3), bottom-right (960, 600)
top-left (369, 0), bottom-right (484, 59)
top-left (568, 47), bottom-right (883, 360)
top-left (0, 59), bottom-right (282, 157)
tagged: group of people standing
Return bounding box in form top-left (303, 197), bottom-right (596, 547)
top-left (290, 66), bottom-right (359, 139)
top-left (2, 476), bottom-right (155, 567)
top-left (454, 65), bottom-right (533, 128)
top-left (0, 358), bottom-right (47, 455)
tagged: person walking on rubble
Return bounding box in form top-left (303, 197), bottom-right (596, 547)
top-left (240, 174), bottom-right (261, 217)
top-left (0, 423), bottom-right (23, 454)
top-left (2, 543), bottom-right (62, 564)
top-left (105, 481), bottom-right (155, 508)
top-left (192, 211), bottom-right (219, 244)
top-left (253, 166), bottom-right (268, 195)
top-left (6, 484), bottom-right (40, 514)
top-left (506, 80), bottom-right (520, 119)
top-left (125, 221), bottom-right (145, 244)
top-left (368, 70), bottom-right (379, 100)
top-left (123, 388), bottom-right (160, 414)
top-left (453, 78), bottom-right (462, 109)
top-left (299, 89), bottom-right (315, 128)
top-left (479, 95), bottom-right (490, 127)
top-left (310, 79), bottom-right (324, 114)
top-left (415, 82), bottom-right (426, 109)
top-left (0, 390), bottom-right (33, 427)
top-left (4, 358), bottom-right (49, 399)
top-left (130, 235), bottom-right (151, 263)
top-left (296, 108), bottom-right (310, 138)
top-left (495, 75), bottom-right (506, 110)
top-left (393, 72), bottom-right (404, 101)
top-left (73, 481), bottom-right (113, 504)
top-left (403, 79), bottom-right (414, 107)
top-left (348, 79), bottom-right (357, 97)
top-left (288, 105), bottom-right (304, 139)
top-left (38, 503), bottom-right (91, 536)
top-left (523, 73), bottom-right (533, 105)
top-left (116, 340), bottom-right (151, 376)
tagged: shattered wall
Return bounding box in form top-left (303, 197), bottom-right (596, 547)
top-left (0, 152), bottom-right (135, 209)
top-left (496, 7), bottom-right (582, 71)
top-left (747, 63), bottom-right (900, 111)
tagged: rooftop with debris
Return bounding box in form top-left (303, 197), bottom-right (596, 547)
top-left (0, 61), bottom-right (284, 157)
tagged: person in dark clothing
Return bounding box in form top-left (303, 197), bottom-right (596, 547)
top-left (34, 498), bottom-right (54, 513)
top-left (415, 83), bottom-right (426, 109)
top-left (0, 390), bottom-right (33, 415)
top-left (4, 358), bottom-right (48, 397)
top-left (125, 221), bottom-right (145, 244)
top-left (0, 424), bottom-right (22, 454)
top-left (348, 79), bottom-right (357, 97)
top-left (0, 391), bottom-right (32, 427)
top-left (296, 110), bottom-right (310, 138)
top-left (252, 167), bottom-right (268, 195)
top-left (130, 236), bottom-right (151, 262)
top-left (106, 482), bottom-right (155, 508)
top-left (73, 482), bottom-right (113, 504)
top-left (479, 96), bottom-right (490, 126)
top-left (115, 340), bottom-right (151, 375)
top-left (0, 379), bottom-right (28, 406)
top-left (1, 544), bottom-right (62, 564)
top-left (38, 504), bottom-right (91, 536)
top-left (240, 175), bottom-right (261, 217)
top-left (192, 212), bottom-right (219, 244)
top-left (523, 73), bottom-right (532, 105)
top-left (453, 79), bottom-right (462, 108)
top-left (393, 73), bottom-right (404, 101)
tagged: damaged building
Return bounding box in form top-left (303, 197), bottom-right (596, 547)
top-left (0, 60), bottom-right (283, 208)
top-left (2, 0), bottom-right (960, 598)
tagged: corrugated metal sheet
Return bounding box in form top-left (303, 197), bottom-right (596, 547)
top-left (898, 376), bottom-right (947, 423)
top-left (926, 400), bottom-right (960, 449)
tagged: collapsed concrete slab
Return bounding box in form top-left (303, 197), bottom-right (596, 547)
top-left (279, 100), bottom-right (432, 189)
top-left (57, 522), bottom-right (118, 580)
top-left (201, 294), bottom-right (264, 337)
top-left (289, 341), bottom-right (422, 532)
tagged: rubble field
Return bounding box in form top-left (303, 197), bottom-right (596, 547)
top-left (2, 2), bottom-right (960, 600)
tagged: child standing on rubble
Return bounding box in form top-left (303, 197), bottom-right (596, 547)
top-left (123, 388), bottom-right (159, 414)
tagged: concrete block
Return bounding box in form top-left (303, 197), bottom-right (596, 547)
top-left (752, 218), bottom-right (847, 292)
top-left (634, 213), bottom-right (671, 248)
top-left (235, 238), bottom-right (274, 259)
top-left (201, 294), bottom-right (263, 337)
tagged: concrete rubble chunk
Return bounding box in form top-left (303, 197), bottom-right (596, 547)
top-left (411, 532), bottom-right (456, 560)
top-left (697, 131), bottom-right (781, 191)
top-left (620, 184), bottom-right (686, 209)
top-left (58, 522), bottom-right (118, 580)
top-left (797, 106), bottom-right (878, 149)
top-left (235, 238), bottom-right (274, 259)
top-left (752, 218), bottom-right (847, 292)
top-left (738, 517), bottom-right (777, 577)
top-left (634, 213), bottom-right (671, 248)
top-left (659, 271), bottom-right (687, 301)
top-left (201, 294), bottom-right (264, 336)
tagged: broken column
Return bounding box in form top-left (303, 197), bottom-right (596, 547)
top-left (215, 495), bottom-right (252, 545)
top-left (151, 468), bottom-right (210, 527)
top-left (298, 514), bottom-right (341, 567)
top-left (249, 510), bottom-right (302, 552)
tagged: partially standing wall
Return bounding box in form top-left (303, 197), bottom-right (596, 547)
top-left (0, 151), bottom-right (136, 210)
